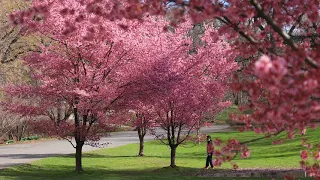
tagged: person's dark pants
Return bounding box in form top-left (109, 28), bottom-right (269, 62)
top-left (206, 153), bottom-right (213, 167)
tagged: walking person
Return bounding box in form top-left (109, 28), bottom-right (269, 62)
top-left (204, 135), bottom-right (214, 169)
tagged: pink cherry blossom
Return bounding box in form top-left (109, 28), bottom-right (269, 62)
top-left (314, 151), bottom-right (320, 161)
top-left (255, 55), bottom-right (272, 77)
top-left (241, 149), bottom-right (251, 158)
top-left (301, 150), bottom-right (309, 160)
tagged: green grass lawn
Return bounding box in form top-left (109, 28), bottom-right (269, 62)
top-left (0, 128), bottom-right (318, 180)
top-left (214, 105), bottom-right (241, 124)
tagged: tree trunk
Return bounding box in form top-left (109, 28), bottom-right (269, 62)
top-left (233, 92), bottom-right (239, 106)
top-left (138, 127), bottom-right (145, 156)
top-left (73, 104), bottom-right (83, 173)
top-left (16, 125), bottom-right (24, 141)
top-left (75, 141), bottom-right (84, 173)
top-left (196, 119), bottom-right (201, 145)
top-left (138, 136), bottom-right (144, 156)
top-left (196, 128), bottom-right (201, 145)
top-left (170, 146), bottom-right (177, 168)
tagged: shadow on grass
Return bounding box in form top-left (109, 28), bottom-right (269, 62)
top-left (0, 153), bottom-right (65, 159)
top-left (76, 146), bottom-right (301, 160)
top-left (82, 151), bottom-right (215, 160)
top-left (0, 164), bottom-right (311, 180)
top-left (60, 153), bottom-right (206, 160)
top-left (0, 164), bottom-right (208, 180)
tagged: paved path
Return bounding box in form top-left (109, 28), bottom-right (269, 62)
top-left (0, 125), bottom-right (229, 169)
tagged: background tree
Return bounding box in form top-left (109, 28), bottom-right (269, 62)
top-left (0, 0), bottom-right (39, 63)
top-left (0, 0), bottom-right (40, 143)
top-left (129, 107), bottom-right (156, 156)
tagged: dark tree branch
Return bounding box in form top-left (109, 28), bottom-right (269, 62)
top-left (63, 137), bottom-right (76, 148)
top-left (250, 0), bottom-right (318, 69)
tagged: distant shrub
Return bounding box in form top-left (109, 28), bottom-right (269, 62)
top-left (5, 140), bottom-right (14, 144)
top-left (20, 135), bottom-right (40, 142)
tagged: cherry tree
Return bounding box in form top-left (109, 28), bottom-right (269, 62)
top-left (4, 39), bottom-right (134, 173)
top-left (112, 101), bottom-right (156, 157)
top-left (117, 16), bottom-right (237, 167)
top-left (4, 0), bottom-right (142, 172)
top-left (128, 107), bottom-right (156, 156)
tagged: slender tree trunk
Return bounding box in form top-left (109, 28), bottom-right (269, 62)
top-left (16, 125), bottom-right (26, 141)
top-left (16, 126), bottom-right (19, 141)
top-left (75, 141), bottom-right (84, 173)
top-left (138, 127), bottom-right (145, 156)
top-left (138, 136), bottom-right (144, 156)
top-left (196, 128), bottom-right (201, 145)
top-left (234, 92), bottom-right (239, 106)
top-left (196, 119), bottom-right (201, 145)
top-left (73, 104), bottom-right (84, 173)
top-left (170, 146), bottom-right (177, 168)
